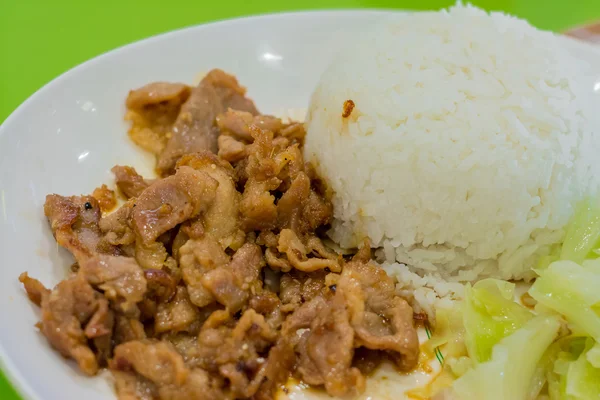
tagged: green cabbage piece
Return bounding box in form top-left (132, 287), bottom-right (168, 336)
top-left (452, 315), bottom-right (561, 400)
top-left (547, 337), bottom-right (600, 400)
top-left (529, 257), bottom-right (600, 399)
top-left (529, 259), bottom-right (600, 341)
top-left (463, 279), bottom-right (533, 363)
top-left (560, 198), bottom-right (600, 264)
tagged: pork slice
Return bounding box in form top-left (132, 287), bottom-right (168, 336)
top-left (125, 82), bottom-right (191, 157)
top-left (126, 83), bottom-right (191, 110)
top-left (92, 184), bottom-right (117, 212)
top-left (279, 270), bottom-right (327, 312)
top-left (279, 122), bottom-right (306, 141)
top-left (44, 194), bottom-right (120, 263)
top-left (79, 255), bottom-right (147, 312)
top-left (157, 69), bottom-right (259, 175)
top-left (249, 291), bottom-right (284, 330)
top-left (112, 339), bottom-right (225, 400)
top-left (35, 274), bottom-right (109, 375)
top-left (179, 237), bottom-right (230, 307)
top-left (283, 293), bottom-right (363, 397)
top-left (86, 297), bottom-right (115, 365)
top-left (197, 310), bottom-right (278, 398)
top-left (112, 166), bottom-right (151, 199)
top-left (99, 200), bottom-right (136, 247)
top-left (265, 248), bottom-right (292, 273)
top-left (277, 229), bottom-right (340, 273)
top-left (201, 242), bottom-right (264, 312)
top-left (114, 315), bottom-right (146, 345)
top-left (19, 272), bottom-right (50, 307)
top-left (240, 180), bottom-right (279, 231)
top-left (157, 368), bottom-right (226, 400)
top-left (276, 172), bottom-right (311, 231)
top-left (203, 70), bottom-right (259, 117)
top-left (338, 258), bottom-right (419, 371)
top-left (144, 268), bottom-right (177, 304)
top-left (134, 240), bottom-right (169, 270)
top-left (155, 286), bottom-right (200, 334)
top-left (253, 337), bottom-right (296, 400)
top-left (111, 340), bottom-right (189, 386)
top-left (217, 135), bottom-right (246, 163)
top-left (132, 166), bottom-right (217, 244)
top-left (176, 152), bottom-right (242, 246)
top-left (216, 109), bottom-right (283, 142)
top-left (112, 370), bottom-right (158, 400)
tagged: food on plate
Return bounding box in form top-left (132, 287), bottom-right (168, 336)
top-left (21, 69), bottom-right (419, 400)
top-left (305, 5), bottom-right (600, 288)
top-left (18, 3), bottom-right (600, 400)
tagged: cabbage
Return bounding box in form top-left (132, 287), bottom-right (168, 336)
top-left (425, 306), bottom-right (466, 360)
top-left (529, 257), bottom-right (600, 399)
top-left (463, 279), bottom-right (533, 362)
top-left (529, 259), bottom-right (600, 341)
top-left (560, 198), bottom-right (600, 264)
top-left (537, 244), bottom-right (561, 270)
top-left (547, 337), bottom-right (600, 400)
top-left (452, 315), bottom-right (561, 400)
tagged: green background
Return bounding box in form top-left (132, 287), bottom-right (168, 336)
top-left (1, 0), bottom-right (599, 398)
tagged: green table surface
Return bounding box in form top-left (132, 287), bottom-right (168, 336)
top-left (1, 0), bottom-right (600, 398)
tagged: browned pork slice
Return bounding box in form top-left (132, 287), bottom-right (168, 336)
top-left (179, 236), bottom-right (230, 308)
top-left (19, 273), bottom-right (49, 306)
top-left (126, 83), bottom-right (191, 110)
top-left (44, 194), bottom-right (120, 263)
top-left (249, 291), bottom-right (284, 330)
top-left (114, 315), bottom-right (146, 345)
top-left (338, 255), bottom-right (419, 371)
top-left (277, 229), bottom-right (340, 273)
top-left (111, 340), bottom-right (228, 400)
top-left (283, 293), bottom-right (364, 397)
top-left (112, 340), bottom-right (188, 386)
top-left (28, 274), bottom-right (112, 375)
top-left (197, 310), bottom-right (278, 398)
top-left (144, 268), bottom-right (177, 304)
top-left (157, 69), bottom-right (259, 175)
top-left (200, 242), bottom-right (264, 312)
top-left (216, 109), bottom-right (283, 142)
top-left (154, 286), bottom-right (200, 334)
top-left (176, 152), bottom-right (243, 246)
top-left (92, 184), bottom-right (117, 212)
top-left (156, 368), bottom-right (227, 400)
top-left (112, 166), bottom-right (150, 199)
top-left (125, 82), bottom-right (191, 156)
top-left (79, 255), bottom-right (147, 313)
top-left (132, 166), bottom-right (217, 245)
top-left (240, 179), bottom-right (279, 231)
top-left (217, 135), bottom-right (246, 163)
top-left (99, 200), bottom-right (136, 248)
top-left (112, 370), bottom-right (158, 400)
top-left (252, 337), bottom-right (296, 400)
top-left (279, 270), bottom-right (327, 312)
top-left (237, 126), bottom-right (332, 235)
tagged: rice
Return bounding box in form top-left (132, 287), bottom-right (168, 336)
top-left (304, 5), bottom-right (600, 312)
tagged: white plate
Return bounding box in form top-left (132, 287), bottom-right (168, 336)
top-left (2, 10), bottom-right (600, 400)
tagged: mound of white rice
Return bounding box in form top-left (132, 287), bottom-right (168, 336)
top-left (304, 4), bottom-right (600, 311)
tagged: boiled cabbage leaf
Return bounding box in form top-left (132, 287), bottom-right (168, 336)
top-left (547, 337), bottom-right (600, 400)
top-left (560, 198), bottom-right (600, 264)
top-left (452, 315), bottom-right (561, 400)
top-left (463, 279), bottom-right (533, 363)
top-left (529, 258), bottom-right (600, 341)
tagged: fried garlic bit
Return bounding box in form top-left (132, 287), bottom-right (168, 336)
top-left (342, 99), bottom-right (355, 118)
